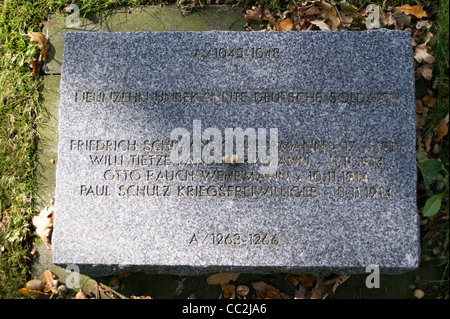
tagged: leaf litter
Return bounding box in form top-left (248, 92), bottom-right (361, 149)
top-left (28, 25), bottom-right (49, 76)
top-left (32, 202), bottom-right (54, 249)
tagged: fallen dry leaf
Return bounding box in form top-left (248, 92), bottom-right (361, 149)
top-left (32, 205), bottom-right (54, 249)
top-left (236, 285), bottom-right (250, 298)
top-left (417, 64), bottom-right (434, 81)
top-left (382, 11), bottom-right (397, 28)
top-left (263, 7), bottom-right (276, 26)
top-left (222, 284), bottom-right (236, 299)
top-left (416, 19), bottom-right (433, 31)
top-left (294, 284), bottom-right (307, 299)
top-left (17, 288), bottom-right (49, 297)
top-left (392, 8), bottom-right (411, 29)
top-left (43, 270), bottom-right (58, 294)
top-left (339, 12), bottom-right (354, 29)
top-left (285, 273), bottom-right (315, 287)
top-left (310, 19), bottom-right (330, 30)
top-left (311, 275), bottom-right (350, 299)
top-left (251, 281), bottom-right (290, 299)
top-left (319, 3), bottom-right (340, 30)
top-left (130, 295), bottom-right (153, 299)
top-left (29, 58), bottom-right (41, 77)
top-left (414, 43), bottom-right (435, 64)
top-left (396, 4), bottom-right (427, 19)
top-left (245, 6), bottom-right (262, 21)
top-left (417, 136), bottom-right (428, 160)
top-left (245, 5), bottom-right (276, 26)
top-left (206, 272), bottom-right (239, 285)
top-left (422, 89), bottom-right (436, 107)
top-left (434, 114), bottom-right (449, 142)
top-left (73, 289), bottom-right (88, 299)
top-left (304, 6), bottom-right (320, 16)
top-left (424, 131), bottom-right (433, 153)
top-left (416, 99), bottom-right (429, 132)
top-left (28, 31), bottom-right (49, 61)
top-left (275, 17), bottom-right (293, 31)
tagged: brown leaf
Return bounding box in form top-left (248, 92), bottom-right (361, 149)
top-left (251, 281), bottom-right (290, 299)
top-left (294, 284), bottom-right (307, 299)
top-left (245, 6), bottom-right (262, 21)
top-left (275, 18), bottom-right (293, 31)
top-left (416, 100), bottom-right (428, 132)
top-left (395, 4), bottom-right (427, 18)
top-left (434, 114), bottom-right (449, 142)
top-left (416, 20), bottom-right (433, 31)
top-left (28, 31), bottom-right (47, 51)
top-left (320, 0), bottom-right (332, 10)
top-left (417, 137), bottom-right (428, 160)
top-left (392, 8), bottom-right (411, 29)
top-left (222, 284), bottom-right (236, 299)
top-left (43, 270), bottom-right (58, 294)
top-left (262, 7), bottom-right (276, 26)
top-left (236, 285), bottom-right (250, 298)
top-left (130, 295), bottom-right (153, 299)
top-left (73, 289), bottom-right (88, 299)
top-left (310, 19), bottom-right (330, 30)
top-left (414, 43), bottom-right (435, 64)
top-left (382, 12), bottom-right (397, 28)
top-left (29, 58), bottom-right (41, 77)
top-left (206, 272), bottom-right (239, 285)
top-left (339, 13), bottom-right (354, 29)
top-left (422, 89), bottom-right (436, 107)
top-left (32, 205), bottom-right (54, 249)
top-left (244, 6), bottom-right (276, 26)
top-left (18, 288), bottom-right (49, 297)
top-left (310, 278), bottom-right (324, 299)
top-left (28, 31), bottom-right (49, 62)
top-left (424, 132), bottom-right (433, 153)
top-left (417, 64), bottom-right (434, 81)
top-left (285, 273), bottom-right (315, 287)
top-left (416, 99), bottom-right (428, 116)
top-left (318, 1), bottom-right (340, 31)
top-left (304, 6), bottom-right (320, 16)
top-left (311, 275), bottom-right (350, 299)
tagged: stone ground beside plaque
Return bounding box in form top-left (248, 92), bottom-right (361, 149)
top-left (32, 5), bottom-right (440, 298)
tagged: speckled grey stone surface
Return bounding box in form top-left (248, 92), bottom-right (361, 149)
top-left (53, 30), bottom-right (418, 276)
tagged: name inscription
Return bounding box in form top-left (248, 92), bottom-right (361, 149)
top-left (69, 138), bottom-right (400, 199)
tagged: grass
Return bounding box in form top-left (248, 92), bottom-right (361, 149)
top-left (0, 1), bottom-right (49, 298)
top-left (428, 0), bottom-right (449, 299)
top-left (0, 0), bottom-right (448, 298)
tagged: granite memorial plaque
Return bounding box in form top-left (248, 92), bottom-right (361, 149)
top-left (53, 30), bottom-right (419, 275)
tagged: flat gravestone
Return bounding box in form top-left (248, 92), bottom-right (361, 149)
top-left (53, 30), bottom-right (419, 275)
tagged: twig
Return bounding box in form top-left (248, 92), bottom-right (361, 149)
top-left (98, 282), bottom-right (129, 299)
top-left (331, 0), bottom-right (348, 28)
top-left (331, 1), bottom-right (347, 28)
top-left (229, 0), bottom-right (249, 29)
